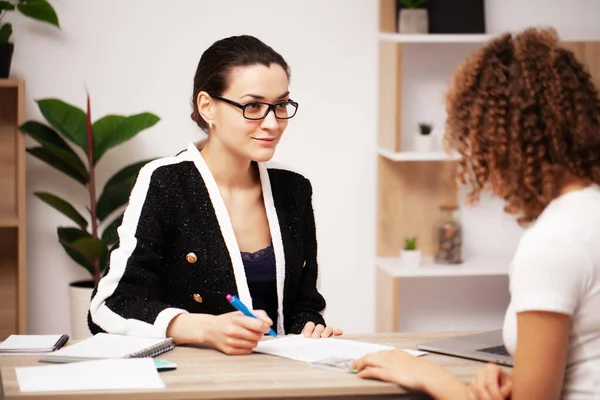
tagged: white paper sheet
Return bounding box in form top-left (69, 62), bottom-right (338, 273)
top-left (254, 335), bottom-right (427, 363)
top-left (0, 335), bottom-right (64, 351)
top-left (16, 358), bottom-right (165, 393)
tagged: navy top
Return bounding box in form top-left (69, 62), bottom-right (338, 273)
top-left (241, 244), bottom-right (278, 329)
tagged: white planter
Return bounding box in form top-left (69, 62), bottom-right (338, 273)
top-left (415, 135), bottom-right (433, 152)
top-left (68, 281), bottom-right (94, 340)
top-left (398, 9), bottom-right (429, 34)
top-left (401, 250), bottom-right (422, 268)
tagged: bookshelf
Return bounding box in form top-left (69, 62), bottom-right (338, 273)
top-left (0, 78), bottom-right (26, 339)
top-left (375, 0), bottom-right (600, 332)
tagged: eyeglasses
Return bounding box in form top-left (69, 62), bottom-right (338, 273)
top-left (211, 95), bottom-right (299, 120)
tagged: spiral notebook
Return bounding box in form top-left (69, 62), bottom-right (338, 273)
top-left (39, 333), bottom-right (174, 364)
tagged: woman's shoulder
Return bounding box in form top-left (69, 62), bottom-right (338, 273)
top-left (137, 147), bottom-right (197, 183)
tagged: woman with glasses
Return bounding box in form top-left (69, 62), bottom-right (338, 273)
top-left (351, 27), bottom-right (600, 399)
top-left (88, 35), bottom-right (342, 355)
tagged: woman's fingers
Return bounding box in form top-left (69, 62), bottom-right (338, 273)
top-left (302, 322), bottom-right (316, 337)
top-left (312, 324), bottom-right (326, 338)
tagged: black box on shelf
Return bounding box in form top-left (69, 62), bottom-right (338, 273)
top-left (396, 0), bottom-right (486, 34)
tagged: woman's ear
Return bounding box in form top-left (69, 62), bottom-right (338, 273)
top-left (196, 91), bottom-right (214, 125)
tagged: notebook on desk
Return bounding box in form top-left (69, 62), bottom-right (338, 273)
top-left (0, 334), bottom-right (69, 354)
top-left (39, 333), bottom-right (175, 364)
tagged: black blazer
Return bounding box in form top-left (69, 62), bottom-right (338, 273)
top-left (88, 142), bottom-right (327, 337)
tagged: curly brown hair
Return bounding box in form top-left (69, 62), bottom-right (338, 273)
top-left (444, 27), bottom-right (600, 226)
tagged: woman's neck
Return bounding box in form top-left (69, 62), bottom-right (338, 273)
top-left (198, 138), bottom-right (257, 189)
top-left (557, 171), bottom-right (591, 197)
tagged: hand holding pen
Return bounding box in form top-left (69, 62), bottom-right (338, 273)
top-left (199, 297), bottom-right (274, 356)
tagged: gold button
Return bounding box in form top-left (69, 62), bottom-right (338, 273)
top-left (186, 252), bottom-right (197, 264)
top-left (193, 293), bottom-right (203, 303)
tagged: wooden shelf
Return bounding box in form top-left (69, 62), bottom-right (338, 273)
top-left (379, 33), bottom-right (492, 43)
top-left (0, 78), bottom-right (25, 339)
top-left (0, 79), bottom-right (21, 88)
top-left (377, 256), bottom-right (509, 278)
top-left (0, 217), bottom-right (19, 228)
top-left (378, 147), bottom-right (459, 162)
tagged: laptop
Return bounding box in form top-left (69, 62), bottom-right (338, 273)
top-left (416, 330), bottom-right (514, 367)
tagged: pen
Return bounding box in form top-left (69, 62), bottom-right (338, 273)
top-left (226, 294), bottom-right (277, 337)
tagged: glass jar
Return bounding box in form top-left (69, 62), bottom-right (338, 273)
top-left (435, 204), bottom-right (462, 264)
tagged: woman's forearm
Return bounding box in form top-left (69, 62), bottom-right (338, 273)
top-left (166, 313), bottom-right (216, 345)
top-left (424, 366), bottom-right (470, 400)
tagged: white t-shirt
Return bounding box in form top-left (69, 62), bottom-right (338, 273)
top-left (503, 184), bottom-right (600, 399)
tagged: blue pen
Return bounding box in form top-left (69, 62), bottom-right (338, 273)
top-left (226, 294), bottom-right (277, 337)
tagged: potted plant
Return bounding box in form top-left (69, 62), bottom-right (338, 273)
top-left (0, 0), bottom-right (60, 78)
top-left (401, 236), bottom-right (421, 268)
top-left (20, 92), bottom-right (160, 339)
top-left (397, 0), bottom-right (429, 34)
top-left (415, 122), bottom-right (434, 152)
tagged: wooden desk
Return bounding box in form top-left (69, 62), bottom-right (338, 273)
top-left (0, 332), bottom-right (510, 400)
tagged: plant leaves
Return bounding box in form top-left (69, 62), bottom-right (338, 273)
top-left (96, 159), bottom-right (153, 221)
top-left (57, 227), bottom-right (94, 276)
top-left (17, 0), bottom-right (60, 27)
top-left (0, 23), bottom-right (13, 43)
top-left (62, 237), bottom-right (107, 264)
top-left (36, 99), bottom-right (88, 153)
top-left (101, 215), bottom-right (122, 246)
top-left (27, 146), bottom-right (88, 185)
top-left (92, 113), bottom-right (160, 162)
top-left (0, 2), bottom-right (15, 11)
top-left (34, 192), bottom-right (88, 230)
top-left (57, 228), bottom-right (109, 277)
top-left (20, 121), bottom-right (89, 182)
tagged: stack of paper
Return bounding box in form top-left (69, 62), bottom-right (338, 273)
top-left (16, 358), bottom-right (165, 393)
top-left (254, 335), bottom-right (426, 371)
top-left (0, 334), bottom-right (69, 354)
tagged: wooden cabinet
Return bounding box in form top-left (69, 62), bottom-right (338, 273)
top-left (0, 78), bottom-right (26, 339)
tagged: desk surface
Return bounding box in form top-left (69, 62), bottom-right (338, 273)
top-left (0, 331), bottom-right (508, 400)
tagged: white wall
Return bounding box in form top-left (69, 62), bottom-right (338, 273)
top-left (7, 0), bottom-right (600, 336)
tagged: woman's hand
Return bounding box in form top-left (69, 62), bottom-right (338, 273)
top-left (301, 321), bottom-right (343, 338)
top-left (351, 349), bottom-right (439, 392)
top-left (167, 310), bottom-right (273, 355)
top-left (467, 363), bottom-right (513, 400)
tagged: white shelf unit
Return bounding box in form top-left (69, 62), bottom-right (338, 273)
top-left (376, 257), bottom-right (509, 278)
top-left (379, 32), bottom-right (492, 43)
top-left (377, 147), bottom-right (459, 162)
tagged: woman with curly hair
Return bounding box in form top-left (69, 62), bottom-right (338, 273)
top-left (352, 27), bottom-right (600, 400)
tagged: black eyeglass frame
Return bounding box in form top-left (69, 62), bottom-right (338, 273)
top-left (211, 95), bottom-right (299, 120)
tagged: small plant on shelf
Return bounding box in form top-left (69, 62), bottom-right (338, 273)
top-left (397, 0), bottom-right (429, 34)
top-left (418, 122), bottom-right (433, 136)
top-left (415, 121), bottom-right (434, 152)
top-left (398, 0), bottom-right (428, 8)
top-left (404, 236), bottom-right (417, 250)
top-left (401, 236), bottom-right (421, 268)
top-left (0, 0), bottom-right (60, 77)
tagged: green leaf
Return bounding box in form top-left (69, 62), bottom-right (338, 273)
top-left (62, 237), bottom-right (107, 264)
top-left (57, 227), bottom-right (94, 276)
top-left (101, 215), bottom-right (122, 246)
top-left (92, 113), bottom-right (160, 162)
top-left (36, 99), bottom-right (87, 153)
top-left (0, 2), bottom-right (16, 11)
top-left (26, 146), bottom-right (88, 185)
top-left (34, 192), bottom-right (88, 230)
top-left (96, 159), bottom-right (153, 221)
top-left (17, 0), bottom-right (60, 27)
top-left (0, 23), bottom-right (13, 43)
top-left (20, 121), bottom-right (89, 182)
